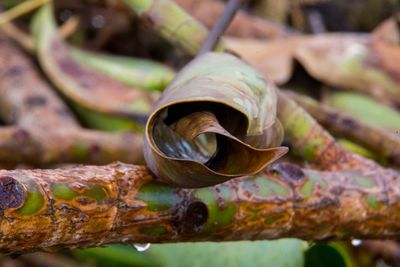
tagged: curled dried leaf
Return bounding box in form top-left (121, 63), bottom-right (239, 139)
top-left (31, 4), bottom-right (154, 122)
top-left (144, 52), bottom-right (287, 188)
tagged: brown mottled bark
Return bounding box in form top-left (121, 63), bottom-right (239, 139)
top-left (284, 91), bottom-right (400, 164)
top-left (0, 160), bottom-right (399, 253)
top-left (277, 92), bottom-right (347, 169)
top-left (0, 33), bottom-right (144, 165)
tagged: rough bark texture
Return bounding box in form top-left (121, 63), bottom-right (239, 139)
top-left (0, 161), bottom-right (399, 253)
top-left (285, 91), bottom-right (400, 164)
top-left (0, 33), bottom-right (144, 165)
top-left (277, 92), bottom-right (346, 169)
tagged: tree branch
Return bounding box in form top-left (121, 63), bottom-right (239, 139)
top-left (277, 92), bottom-right (347, 168)
top-left (284, 90), bottom-right (400, 164)
top-left (0, 161), bottom-right (398, 253)
top-left (0, 33), bottom-right (144, 164)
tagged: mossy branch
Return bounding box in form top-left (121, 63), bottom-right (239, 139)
top-left (284, 90), bottom-right (400, 164)
top-left (0, 161), bottom-right (399, 253)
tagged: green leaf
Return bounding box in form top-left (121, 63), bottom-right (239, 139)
top-left (305, 244), bottom-right (345, 267)
top-left (74, 245), bottom-right (159, 267)
top-left (72, 104), bottom-right (144, 132)
top-left (70, 48), bottom-right (175, 92)
top-left (149, 240), bottom-right (306, 267)
top-left (74, 239), bottom-right (306, 267)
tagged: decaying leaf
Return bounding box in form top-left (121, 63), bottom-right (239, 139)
top-left (144, 52), bottom-right (287, 188)
top-left (225, 36), bottom-right (302, 85)
top-left (228, 33), bottom-right (400, 107)
top-left (372, 16), bottom-right (400, 45)
top-left (31, 4), bottom-right (154, 122)
top-left (295, 34), bottom-right (400, 107)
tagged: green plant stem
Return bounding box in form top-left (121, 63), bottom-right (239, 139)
top-left (122, 0), bottom-right (225, 55)
top-left (285, 90), bottom-right (400, 164)
top-left (277, 92), bottom-right (346, 168)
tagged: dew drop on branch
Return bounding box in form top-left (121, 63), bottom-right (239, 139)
top-left (132, 243), bottom-right (151, 252)
top-left (351, 239), bottom-right (362, 246)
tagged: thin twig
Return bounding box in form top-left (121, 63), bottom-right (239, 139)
top-left (197, 0), bottom-right (242, 56)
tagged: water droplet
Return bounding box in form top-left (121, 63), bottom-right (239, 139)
top-left (351, 239), bottom-right (362, 246)
top-left (132, 243), bottom-right (151, 252)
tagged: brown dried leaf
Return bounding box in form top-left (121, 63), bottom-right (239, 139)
top-left (225, 36), bottom-right (302, 85)
top-left (295, 34), bottom-right (400, 107)
top-left (227, 33), bottom-right (400, 107)
top-left (144, 52), bottom-right (287, 188)
top-left (372, 16), bottom-right (400, 45)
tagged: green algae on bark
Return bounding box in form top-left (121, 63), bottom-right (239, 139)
top-left (144, 52), bottom-right (287, 187)
top-left (276, 91), bottom-right (397, 179)
top-left (285, 91), bottom-right (400, 164)
top-left (0, 161), bottom-right (400, 253)
top-left (122, 0), bottom-right (225, 55)
top-left (277, 92), bottom-right (345, 167)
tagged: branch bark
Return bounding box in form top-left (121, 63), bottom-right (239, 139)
top-left (277, 92), bottom-right (346, 168)
top-left (284, 90), bottom-right (400, 164)
top-left (0, 161), bottom-right (398, 253)
top-left (0, 33), bottom-right (144, 165)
